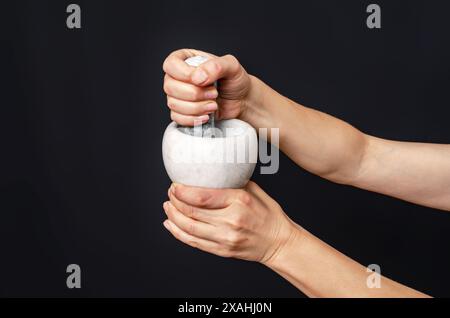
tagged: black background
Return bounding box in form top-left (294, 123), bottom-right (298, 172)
top-left (2, 0), bottom-right (450, 297)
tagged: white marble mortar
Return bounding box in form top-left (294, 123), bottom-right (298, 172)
top-left (162, 119), bottom-right (258, 189)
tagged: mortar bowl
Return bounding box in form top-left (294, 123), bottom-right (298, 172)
top-left (162, 119), bottom-right (258, 189)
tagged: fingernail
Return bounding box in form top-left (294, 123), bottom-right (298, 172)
top-left (163, 220), bottom-right (170, 230)
top-left (163, 201), bottom-right (168, 211)
top-left (205, 103), bottom-right (218, 112)
top-left (192, 69), bottom-right (208, 85)
top-left (197, 115), bottom-right (209, 123)
top-left (205, 90), bottom-right (218, 99)
top-left (170, 183), bottom-right (177, 195)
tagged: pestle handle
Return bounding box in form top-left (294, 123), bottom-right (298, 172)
top-left (185, 56), bottom-right (216, 134)
top-left (185, 55), bottom-right (209, 68)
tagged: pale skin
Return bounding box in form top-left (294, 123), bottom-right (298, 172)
top-left (162, 49), bottom-right (450, 297)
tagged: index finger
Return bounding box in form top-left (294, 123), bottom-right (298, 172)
top-left (162, 49), bottom-right (217, 82)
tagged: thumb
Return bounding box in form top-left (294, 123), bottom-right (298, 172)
top-left (190, 54), bottom-right (242, 86)
top-left (171, 183), bottom-right (238, 209)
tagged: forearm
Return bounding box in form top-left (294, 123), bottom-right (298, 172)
top-left (242, 76), bottom-right (450, 210)
top-left (265, 225), bottom-right (429, 298)
top-left (241, 76), bottom-right (367, 184)
top-left (352, 137), bottom-right (450, 211)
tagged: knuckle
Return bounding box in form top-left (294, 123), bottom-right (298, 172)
top-left (190, 87), bottom-right (202, 101)
top-left (162, 58), bottom-right (170, 72)
top-left (236, 190), bottom-right (251, 206)
top-left (224, 54), bottom-right (239, 70)
top-left (163, 80), bottom-right (172, 95)
top-left (209, 60), bottom-right (222, 74)
top-left (187, 222), bottom-right (196, 236)
top-left (226, 232), bottom-right (243, 248)
top-left (179, 66), bottom-right (190, 79)
top-left (166, 97), bottom-right (174, 109)
top-left (167, 103), bottom-right (175, 111)
top-left (187, 205), bottom-right (197, 219)
top-left (229, 213), bottom-right (245, 230)
top-left (219, 249), bottom-right (233, 258)
top-left (225, 54), bottom-right (237, 63)
top-left (195, 193), bottom-right (210, 206)
top-left (196, 102), bottom-right (207, 113)
top-left (187, 239), bottom-right (198, 248)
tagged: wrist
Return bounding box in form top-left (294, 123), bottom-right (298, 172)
top-left (262, 220), bottom-right (304, 269)
top-left (239, 75), bottom-right (273, 130)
